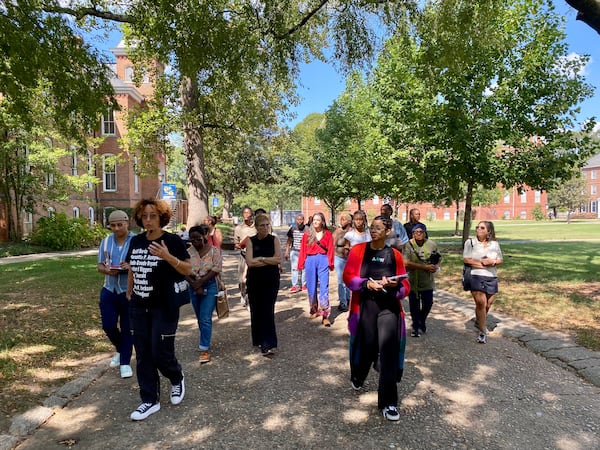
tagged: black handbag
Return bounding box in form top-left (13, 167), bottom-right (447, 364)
top-left (462, 265), bottom-right (472, 291)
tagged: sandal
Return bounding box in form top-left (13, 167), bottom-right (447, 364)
top-left (322, 318), bottom-right (331, 327)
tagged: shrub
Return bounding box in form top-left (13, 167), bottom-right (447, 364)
top-left (531, 205), bottom-right (545, 221)
top-left (31, 213), bottom-right (109, 250)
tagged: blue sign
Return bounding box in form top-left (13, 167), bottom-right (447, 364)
top-left (161, 183), bottom-right (177, 200)
top-left (212, 197), bottom-right (219, 207)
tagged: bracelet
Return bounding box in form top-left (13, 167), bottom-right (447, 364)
top-left (175, 259), bottom-right (180, 268)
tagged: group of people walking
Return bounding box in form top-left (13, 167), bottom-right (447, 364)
top-left (97, 199), bottom-right (503, 423)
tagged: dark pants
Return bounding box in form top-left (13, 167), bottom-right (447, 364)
top-left (99, 287), bottom-right (133, 365)
top-left (352, 299), bottom-right (399, 409)
top-left (247, 278), bottom-right (279, 351)
top-left (130, 305), bottom-right (183, 404)
top-left (409, 289), bottom-right (434, 331)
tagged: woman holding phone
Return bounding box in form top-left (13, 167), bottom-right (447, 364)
top-left (343, 215), bottom-right (410, 421)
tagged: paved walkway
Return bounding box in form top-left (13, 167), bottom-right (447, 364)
top-left (1, 250), bottom-right (599, 449)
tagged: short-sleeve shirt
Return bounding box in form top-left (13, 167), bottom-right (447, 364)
top-left (402, 239), bottom-right (438, 292)
top-left (344, 229), bottom-right (371, 247)
top-left (187, 245), bottom-right (222, 278)
top-left (287, 224), bottom-right (306, 251)
top-left (126, 232), bottom-right (189, 308)
top-left (463, 238), bottom-right (503, 277)
top-left (98, 232), bottom-right (136, 294)
top-left (234, 222), bottom-right (257, 253)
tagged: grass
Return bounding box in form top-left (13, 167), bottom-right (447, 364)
top-left (0, 218), bottom-right (598, 429)
top-left (0, 255), bottom-right (110, 428)
top-left (424, 219), bottom-right (600, 350)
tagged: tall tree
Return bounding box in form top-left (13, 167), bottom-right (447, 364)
top-left (372, 0), bottom-right (597, 243)
top-left (46, 1), bottom-right (407, 226)
top-left (547, 174), bottom-right (590, 221)
top-left (1, 5), bottom-right (115, 240)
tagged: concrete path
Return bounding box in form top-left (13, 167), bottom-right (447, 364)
top-left (1, 249), bottom-right (599, 450)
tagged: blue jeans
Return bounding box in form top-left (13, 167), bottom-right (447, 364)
top-left (305, 253), bottom-right (330, 317)
top-left (334, 256), bottom-right (350, 306)
top-left (190, 278), bottom-right (218, 351)
top-left (99, 287), bottom-right (133, 365)
top-left (289, 249), bottom-right (305, 287)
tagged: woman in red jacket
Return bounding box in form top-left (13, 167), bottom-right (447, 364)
top-left (343, 215), bottom-right (410, 421)
top-left (297, 212), bottom-right (334, 326)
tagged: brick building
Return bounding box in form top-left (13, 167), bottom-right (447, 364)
top-left (301, 186), bottom-right (550, 225)
top-left (582, 153), bottom-right (600, 217)
top-left (0, 40), bottom-right (173, 241)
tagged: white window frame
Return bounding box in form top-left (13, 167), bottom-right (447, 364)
top-left (87, 151), bottom-right (93, 190)
top-left (134, 156), bottom-right (139, 193)
top-left (592, 185), bottom-right (597, 195)
top-left (520, 191), bottom-right (527, 203)
top-left (71, 148), bottom-right (78, 176)
top-left (102, 154), bottom-right (117, 192)
top-left (504, 193), bottom-right (510, 204)
top-left (48, 207), bottom-right (56, 218)
top-left (534, 190), bottom-right (541, 203)
top-left (88, 207), bottom-right (95, 225)
top-left (591, 170), bottom-right (597, 180)
top-left (102, 109), bottom-right (116, 136)
top-left (124, 66), bottom-right (134, 82)
top-left (314, 198), bottom-right (321, 205)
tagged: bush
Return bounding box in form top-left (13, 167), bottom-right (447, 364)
top-left (30, 213), bottom-right (109, 250)
top-left (531, 205), bottom-right (545, 221)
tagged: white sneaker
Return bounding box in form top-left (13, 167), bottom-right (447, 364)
top-left (382, 405), bottom-right (400, 421)
top-left (130, 402), bottom-right (160, 421)
top-left (170, 375), bottom-right (185, 405)
top-left (120, 365), bottom-right (133, 378)
top-left (477, 333), bottom-right (487, 344)
top-left (109, 352), bottom-right (120, 368)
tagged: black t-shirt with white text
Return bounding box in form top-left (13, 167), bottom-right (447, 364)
top-left (126, 231), bottom-right (189, 309)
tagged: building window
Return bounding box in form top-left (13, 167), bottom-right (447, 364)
top-left (103, 154), bottom-right (117, 192)
top-left (443, 210), bottom-right (451, 220)
top-left (88, 207), bottom-right (95, 225)
top-left (314, 198), bottom-right (321, 205)
top-left (134, 157), bottom-right (139, 193)
top-left (23, 211), bottom-right (33, 236)
top-left (591, 201), bottom-right (597, 213)
top-left (73, 207), bottom-right (80, 218)
top-left (372, 195), bottom-right (379, 205)
top-left (504, 193), bottom-right (510, 204)
top-left (124, 66), bottom-right (134, 82)
top-left (592, 185), bottom-right (597, 195)
top-left (71, 148), bottom-right (78, 176)
top-left (48, 207), bottom-right (55, 218)
top-left (87, 151), bottom-right (93, 190)
top-left (520, 210), bottom-right (527, 219)
top-left (592, 170), bottom-right (597, 180)
top-left (504, 210), bottom-right (511, 219)
top-left (520, 191), bottom-right (527, 203)
top-left (534, 190), bottom-right (541, 203)
top-left (102, 109), bottom-right (116, 136)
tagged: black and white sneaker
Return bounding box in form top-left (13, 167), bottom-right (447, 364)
top-left (382, 405), bottom-right (400, 421)
top-left (170, 375), bottom-right (185, 405)
top-left (350, 378), bottom-right (363, 391)
top-left (411, 329), bottom-right (421, 337)
top-left (130, 402), bottom-right (160, 421)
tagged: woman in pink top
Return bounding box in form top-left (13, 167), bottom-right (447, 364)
top-left (203, 215), bottom-right (223, 249)
top-left (298, 212), bottom-right (334, 326)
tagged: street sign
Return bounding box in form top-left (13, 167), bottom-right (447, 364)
top-left (161, 183), bottom-right (177, 200)
top-left (212, 197), bottom-right (219, 207)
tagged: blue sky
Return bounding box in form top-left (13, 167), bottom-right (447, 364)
top-left (96, 4), bottom-right (600, 131)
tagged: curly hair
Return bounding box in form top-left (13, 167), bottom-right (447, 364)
top-left (133, 199), bottom-right (172, 228)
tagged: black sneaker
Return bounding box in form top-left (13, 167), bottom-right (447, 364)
top-left (170, 375), bottom-right (185, 405)
top-left (350, 379), bottom-right (363, 391)
top-left (338, 303), bottom-right (348, 312)
top-left (130, 402), bottom-right (160, 421)
top-left (411, 329), bottom-right (421, 337)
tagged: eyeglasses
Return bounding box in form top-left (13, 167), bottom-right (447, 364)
top-left (476, 226), bottom-right (487, 230)
top-left (141, 213), bottom-right (159, 220)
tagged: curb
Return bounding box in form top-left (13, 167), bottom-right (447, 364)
top-left (435, 290), bottom-right (600, 387)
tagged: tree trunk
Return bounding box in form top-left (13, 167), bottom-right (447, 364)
top-left (454, 199), bottom-right (460, 236)
top-left (462, 182), bottom-right (474, 248)
top-left (222, 191), bottom-right (233, 220)
top-left (180, 75), bottom-right (209, 227)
